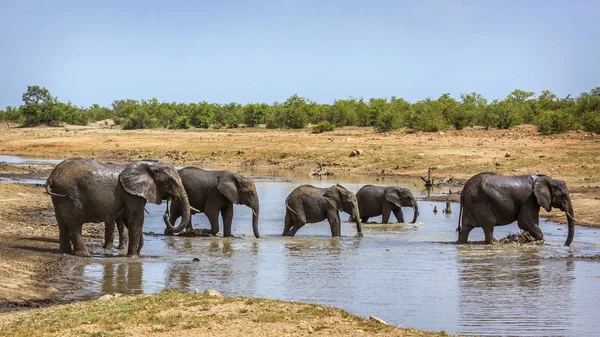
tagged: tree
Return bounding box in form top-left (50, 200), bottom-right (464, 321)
top-left (408, 99), bottom-right (446, 132)
top-left (190, 101), bottom-right (216, 128)
top-left (243, 103), bottom-right (268, 127)
top-left (281, 94), bottom-right (309, 129)
top-left (20, 85), bottom-right (61, 126)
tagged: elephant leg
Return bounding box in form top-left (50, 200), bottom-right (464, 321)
top-left (457, 223), bottom-right (474, 244)
top-left (393, 208), bottom-right (405, 223)
top-left (126, 209), bottom-right (145, 258)
top-left (70, 225), bottom-right (89, 257)
top-left (483, 227), bottom-right (495, 244)
top-left (361, 216), bottom-right (369, 224)
top-left (57, 218), bottom-right (72, 254)
top-left (517, 210), bottom-right (544, 241)
top-left (204, 210), bottom-right (221, 236)
top-left (327, 211), bottom-right (341, 237)
top-left (116, 218), bottom-right (128, 249)
top-left (381, 203), bottom-right (392, 224)
top-left (103, 220), bottom-right (116, 249)
top-left (221, 204), bottom-right (234, 237)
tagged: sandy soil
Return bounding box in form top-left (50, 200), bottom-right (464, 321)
top-left (0, 122), bottom-right (598, 334)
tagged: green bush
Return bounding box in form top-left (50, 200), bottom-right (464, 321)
top-left (170, 115), bottom-right (190, 129)
top-left (122, 106), bottom-right (158, 130)
top-left (311, 121), bottom-right (335, 133)
top-left (408, 100), bottom-right (446, 132)
top-left (375, 110), bottom-right (400, 132)
top-left (535, 109), bottom-right (573, 135)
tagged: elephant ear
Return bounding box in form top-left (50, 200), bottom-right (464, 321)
top-left (119, 161), bottom-right (161, 205)
top-left (384, 188), bottom-right (403, 208)
top-left (217, 174), bottom-right (240, 204)
top-left (323, 187), bottom-right (343, 211)
top-left (533, 176), bottom-right (552, 212)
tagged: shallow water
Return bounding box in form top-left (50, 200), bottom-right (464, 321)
top-left (2, 155), bottom-right (600, 336)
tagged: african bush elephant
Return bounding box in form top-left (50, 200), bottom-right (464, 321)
top-left (45, 158), bottom-right (191, 257)
top-left (457, 172), bottom-right (575, 246)
top-left (353, 185), bottom-right (419, 224)
top-left (283, 184), bottom-right (363, 237)
top-left (165, 167), bottom-right (260, 238)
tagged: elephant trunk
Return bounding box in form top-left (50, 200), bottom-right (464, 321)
top-left (564, 199), bottom-right (575, 247)
top-left (353, 206), bottom-right (363, 237)
top-left (163, 182), bottom-right (191, 234)
top-left (410, 201), bottom-right (419, 224)
top-left (252, 205), bottom-right (260, 238)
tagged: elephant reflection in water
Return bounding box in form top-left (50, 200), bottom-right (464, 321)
top-left (456, 246), bottom-right (574, 334)
top-left (100, 261), bottom-right (143, 294)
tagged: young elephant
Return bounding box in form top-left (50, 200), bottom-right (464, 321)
top-left (283, 184), bottom-right (363, 237)
top-left (457, 172), bottom-right (575, 246)
top-left (45, 158), bottom-right (191, 257)
top-left (165, 167), bottom-right (260, 238)
top-left (354, 185), bottom-right (419, 224)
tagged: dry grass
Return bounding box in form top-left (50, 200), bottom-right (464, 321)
top-left (0, 290), bottom-right (453, 337)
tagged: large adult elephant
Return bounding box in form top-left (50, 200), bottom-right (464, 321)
top-left (282, 184), bottom-right (363, 237)
top-left (353, 185), bottom-right (419, 224)
top-left (165, 167), bottom-right (260, 238)
top-left (45, 158), bottom-right (192, 257)
top-left (457, 172), bottom-right (575, 246)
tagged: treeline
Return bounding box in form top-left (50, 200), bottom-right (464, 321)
top-left (1, 85), bottom-right (599, 135)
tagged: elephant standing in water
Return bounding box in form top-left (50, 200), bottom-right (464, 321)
top-left (165, 167), bottom-right (260, 238)
top-left (457, 172), bottom-right (575, 246)
top-left (283, 184), bottom-right (363, 237)
top-left (45, 158), bottom-right (192, 257)
top-left (352, 185), bottom-right (419, 224)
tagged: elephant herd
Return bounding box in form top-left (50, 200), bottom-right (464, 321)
top-left (44, 157), bottom-right (575, 258)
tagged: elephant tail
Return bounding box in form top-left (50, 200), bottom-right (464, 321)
top-left (45, 178), bottom-right (66, 198)
top-left (285, 200), bottom-right (301, 222)
top-left (456, 204), bottom-right (463, 237)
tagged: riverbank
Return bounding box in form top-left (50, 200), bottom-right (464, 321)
top-left (0, 289), bottom-right (450, 336)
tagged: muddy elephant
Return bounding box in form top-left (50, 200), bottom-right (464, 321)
top-left (353, 185), bottom-right (419, 224)
top-left (165, 167), bottom-right (260, 238)
top-left (283, 184), bottom-right (363, 237)
top-left (45, 158), bottom-right (191, 257)
top-left (457, 172), bottom-right (575, 246)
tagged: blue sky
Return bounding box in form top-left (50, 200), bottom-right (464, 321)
top-left (1, 0), bottom-right (598, 107)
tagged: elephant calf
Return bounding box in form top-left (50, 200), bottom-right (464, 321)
top-left (353, 185), bottom-right (419, 224)
top-left (457, 172), bottom-right (575, 246)
top-left (283, 184), bottom-right (363, 237)
top-left (165, 167), bottom-right (260, 238)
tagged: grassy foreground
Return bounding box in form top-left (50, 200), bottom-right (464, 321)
top-left (0, 290), bottom-right (451, 337)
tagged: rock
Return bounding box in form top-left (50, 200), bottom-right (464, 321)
top-left (369, 316), bottom-right (388, 325)
top-left (192, 257), bottom-right (200, 262)
top-left (349, 149), bottom-right (364, 157)
top-left (417, 153), bottom-right (424, 157)
top-left (505, 152), bottom-right (511, 158)
top-left (539, 154), bottom-right (546, 158)
top-left (204, 289), bottom-right (223, 297)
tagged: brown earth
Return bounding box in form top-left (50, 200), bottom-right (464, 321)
top-left (0, 122), bottom-right (599, 334)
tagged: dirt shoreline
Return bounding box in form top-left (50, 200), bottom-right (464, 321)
top-left (0, 123), bottom-right (598, 334)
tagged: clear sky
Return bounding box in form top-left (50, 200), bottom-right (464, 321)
top-left (1, 0), bottom-right (598, 108)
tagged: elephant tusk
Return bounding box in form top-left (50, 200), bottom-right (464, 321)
top-left (190, 206), bottom-right (200, 214)
top-left (144, 208), bottom-right (150, 215)
top-left (252, 208), bottom-right (257, 217)
top-left (566, 212), bottom-right (580, 224)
